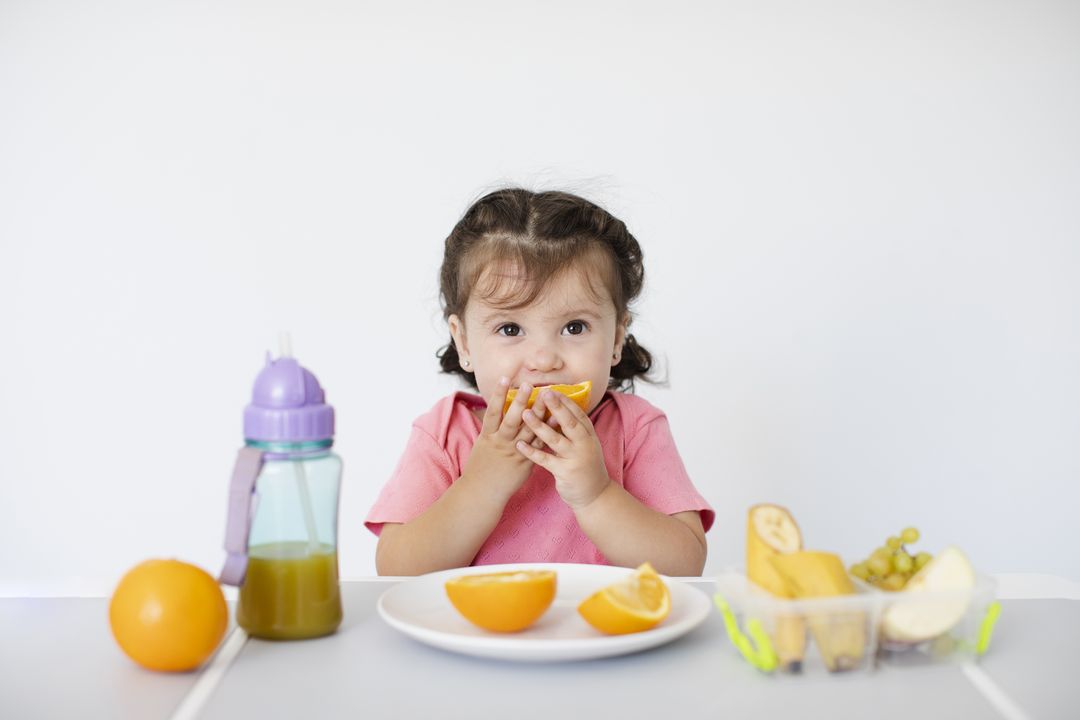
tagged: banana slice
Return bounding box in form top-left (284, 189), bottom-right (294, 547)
top-left (770, 551), bottom-right (867, 672)
top-left (746, 503), bottom-right (806, 672)
top-left (750, 504), bottom-right (801, 553)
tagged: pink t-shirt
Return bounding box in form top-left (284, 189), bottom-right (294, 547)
top-left (364, 390), bottom-right (714, 566)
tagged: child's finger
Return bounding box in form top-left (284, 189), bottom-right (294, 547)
top-left (516, 439), bottom-right (554, 469)
top-left (521, 420), bottom-right (553, 449)
top-left (542, 391), bottom-right (592, 441)
top-left (514, 424), bottom-right (544, 450)
top-left (481, 377), bottom-right (511, 434)
top-left (499, 383), bottom-right (533, 437)
top-left (517, 410), bottom-right (556, 443)
top-left (522, 408), bottom-right (569, 455)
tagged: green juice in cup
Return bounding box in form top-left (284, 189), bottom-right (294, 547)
top-left (236, 542), bottom-right (342, 639)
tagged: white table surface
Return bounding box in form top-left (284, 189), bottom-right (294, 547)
top-left (2, 574), bottom-right (1078, 720)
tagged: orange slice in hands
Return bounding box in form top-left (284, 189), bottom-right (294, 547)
top-left (503, 381), bottom-right (592, 416)
top-left (445, 570), bottom-right (557, 633)
top-left (577, 562), bottom-right (671, 635)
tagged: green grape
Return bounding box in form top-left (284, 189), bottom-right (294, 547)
top-left (914, 552), bottom-right (932, 570)
top-left (882, 573), bottom-right (907, 591)
top-left (893, 553), bottom-right (914, 573)
top-left (872, 547), bottom-right (892, 561)
top-left (901, 527), bottom-right (920, 544)
top-left (886, 536), bottom-right (902, 551)
top-left (850, 563), bottom-right (871, 580)
top-left (867, 555), bottom-right (891, 577)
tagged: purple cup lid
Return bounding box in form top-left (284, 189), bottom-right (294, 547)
top-left (243, 353), bottom-right (334, 443)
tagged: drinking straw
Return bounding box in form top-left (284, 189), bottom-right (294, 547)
top-left (295, 459), bottom-right (321, 555)
top-left (279, 331), bottom-right (321, 555)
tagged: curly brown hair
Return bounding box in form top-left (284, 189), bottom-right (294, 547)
top-left (436, 187), bottom-right (654, 392)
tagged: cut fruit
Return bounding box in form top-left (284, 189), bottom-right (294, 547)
top-left (578, 562), bottom-right (671, 635)
top-left (746, 503), bottom-right (806, 672)
top-left (503, 381), bottom-right (592, 416)
top-left (881, 546), bottom-right (976, 644)
top-left (445, 570), bottom-right (556, 633)
top-left (747, 504), bottom-right (802, 597)
top-left (770, 551), bottom-right (867, 673)
top-left (770, 551), bottom-right (857, 599)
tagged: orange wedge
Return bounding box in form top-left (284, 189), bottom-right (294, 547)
top-left (503, 381), bottom-right (592, 416)
top-left (445, 570), bottom-right (557, 633)
top-left (577, 563), bottom-right (671, 635)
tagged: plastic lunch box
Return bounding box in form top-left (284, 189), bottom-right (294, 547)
top-left (713, 571), bottom-right (1001, 675)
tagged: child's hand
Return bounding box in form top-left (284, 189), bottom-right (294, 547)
top-left (515, 390), bottom-right (612, 510)
top-left (461, 378), bottom-right (550, 501)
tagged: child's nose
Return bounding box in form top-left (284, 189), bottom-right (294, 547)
top-left (525, 346), bottom-right (562, 373)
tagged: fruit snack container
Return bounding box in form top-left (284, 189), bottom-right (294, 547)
top-left (713, 571), bottom-right (884, 676)
top-left (874, 572), bottom-right (999, 667)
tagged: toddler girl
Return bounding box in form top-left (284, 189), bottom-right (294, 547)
top-left (365, 188), bottom-right (714, 576)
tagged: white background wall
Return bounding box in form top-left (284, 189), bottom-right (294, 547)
top-left (2, 0), bottom-right (1077, 596)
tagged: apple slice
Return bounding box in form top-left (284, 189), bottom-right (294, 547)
top-left (881, 546), bottom-right (976, 644)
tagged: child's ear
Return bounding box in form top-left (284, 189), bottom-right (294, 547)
top-left (448, 314), bottom-right (469, 359)
top-left (612, 317), bottom-right (629, 365)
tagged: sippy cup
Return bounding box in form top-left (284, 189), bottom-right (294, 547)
top-left (220, 344), bottom-right (343, 640)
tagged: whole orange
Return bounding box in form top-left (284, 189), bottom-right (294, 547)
top-left (109, 559), bottom-right (227, 672)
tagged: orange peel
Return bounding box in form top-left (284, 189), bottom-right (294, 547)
top-left (503, 381), bottom-right (592, 416)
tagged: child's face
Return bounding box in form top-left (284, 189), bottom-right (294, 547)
top-left (448, 264), bottom-right (627, 413)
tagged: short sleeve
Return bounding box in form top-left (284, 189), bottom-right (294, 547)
top-left (364, 424), bottom-right (456, 536)
top-left (622, 414), bottom-right (715, 532)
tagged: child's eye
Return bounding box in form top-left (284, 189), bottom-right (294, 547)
top-left (497, 323), bottom-right (522, 337)
top-left (563, 320), bottom-right (588, 336)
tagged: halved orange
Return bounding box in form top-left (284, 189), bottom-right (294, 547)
top-left (445, 570), bottom-right (557, 633)
top-left (503, 381), bottom-right (592, 416)
top-left (577, 562), bottom-right (671, 635)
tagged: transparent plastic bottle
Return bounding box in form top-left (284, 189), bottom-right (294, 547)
top-left (220, 349), bottom-right (343, 640)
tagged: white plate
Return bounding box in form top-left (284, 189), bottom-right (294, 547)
top-left (377, 562), bottom-right (711, 662)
